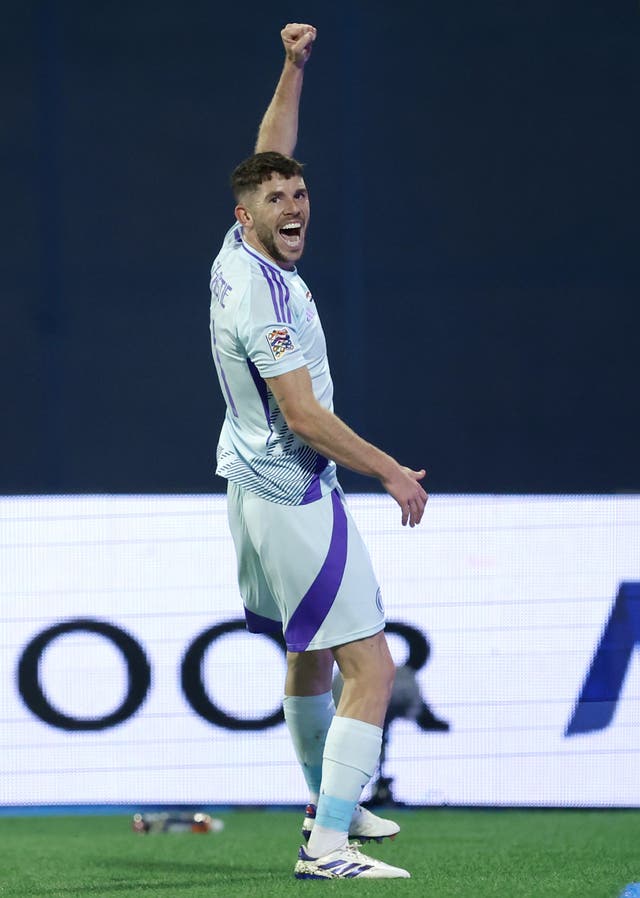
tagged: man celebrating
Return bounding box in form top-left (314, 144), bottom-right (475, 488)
top-left (209, 23), bottom-right (427, 879)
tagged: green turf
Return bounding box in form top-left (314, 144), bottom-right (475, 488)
top-left (0, 809), bottom-right (638, 897)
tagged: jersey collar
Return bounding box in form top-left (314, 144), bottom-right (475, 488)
top-left (239, 231), bottom-right (298, 277)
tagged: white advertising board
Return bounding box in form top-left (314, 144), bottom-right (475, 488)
top-left (1, 493), bottom-right (639, 807)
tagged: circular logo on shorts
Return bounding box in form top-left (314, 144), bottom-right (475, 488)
top-left (375, 587), bottom-right (384, 615)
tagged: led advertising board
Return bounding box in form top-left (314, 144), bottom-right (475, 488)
top-left (1, 494), bottom-right (639, 807)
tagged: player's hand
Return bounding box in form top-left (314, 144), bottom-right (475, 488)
top-left (381, 466), bottom-right (428, 527)
top-left (281, 23), bottom-right (316, 68)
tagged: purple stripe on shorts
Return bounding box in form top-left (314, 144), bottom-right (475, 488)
top-left (284, 490), bottom-right (348, 651)
top-left (244, 606), bottom-right (282, 635)
top-left (259, 263), bottom-right (282, 320)
top-left (300, 454), bottom-right (330, 505)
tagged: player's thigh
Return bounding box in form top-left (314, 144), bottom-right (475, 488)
top-left (240, 487), bottom-right (385, 653)
top-left (226, 481), bottom-right (279, 620)
top-left (240, 489), bottom-right (334, 616)
top-left (301, 490), bottom-right (385, 652)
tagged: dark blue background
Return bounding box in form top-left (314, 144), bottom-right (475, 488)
top-left (3, 1), bottom-right (639, 494)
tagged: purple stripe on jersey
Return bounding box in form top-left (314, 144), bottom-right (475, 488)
top-left (212, 322), bottom-right (239, 417)
top-left (242, 243), bottom-right (293, 324)
top-left (244, 606), bottom-right (282, 635)
top-left (246, 359), bottom-right (274, 445)
top-left (271, 269), bottom-right (288, 323)
top-left (233, 226), bottom-right (242, 243)
top-left (274, 270), bottom-right (293, 324)
top-left (262, 264), bottom-right (286, 321)
top-left (301, 454), bottom-right (330, 505)
top-left (284, 489), bottom-right (348, 651)
top-left (259, 263), bottom-right (282, 320)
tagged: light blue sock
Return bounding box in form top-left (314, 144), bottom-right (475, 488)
top-left (306, 716), bottom-right (382, 858)
top-left (283, 691), bottom-right (335, 803)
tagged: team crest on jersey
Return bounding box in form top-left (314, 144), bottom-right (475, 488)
top-left (266, 327), bottom-right (296, 360)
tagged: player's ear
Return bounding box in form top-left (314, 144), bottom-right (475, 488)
top-left (235, 204), bottom-right (253, 227)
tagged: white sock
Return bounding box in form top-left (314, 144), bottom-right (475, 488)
top-left (306, 716), bottom-right (382, 858)
top-left (283, 691), bottom-right (335, 804)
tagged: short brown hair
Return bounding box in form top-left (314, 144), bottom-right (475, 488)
top-left (230, 151), bottom-right (305, 201)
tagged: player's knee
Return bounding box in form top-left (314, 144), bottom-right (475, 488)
top-left (357, 649), bottom-right (395, 699)
top-left (380, 653), bottom-right (396, 701)
top-left (286, 648), bottom-right (333, 694)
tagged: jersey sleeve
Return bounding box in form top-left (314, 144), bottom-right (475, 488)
top-left (236, 273), bottom-right (308, 378)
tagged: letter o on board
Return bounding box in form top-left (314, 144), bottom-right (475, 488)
top-left (181, 619), bottom-right (286, 730)
top-left (17, 617), bottom-right (151, 731)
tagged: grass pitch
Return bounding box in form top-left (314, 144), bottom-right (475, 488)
top-left (0, 808), bottom-right (638, 897)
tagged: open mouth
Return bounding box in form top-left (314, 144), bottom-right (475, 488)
top-left (279, 221), bottom-right (303, 248)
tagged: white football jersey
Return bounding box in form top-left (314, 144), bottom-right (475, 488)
top-left (209, 224), bottom-right (338, 505)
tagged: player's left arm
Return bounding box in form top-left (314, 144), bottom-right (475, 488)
top-left (255, 23), bottom-right (317, 156)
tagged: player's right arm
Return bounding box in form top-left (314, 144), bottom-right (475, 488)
top-left (265, 366), bottom-right (428, 527)
top-left (254, 23), bottom-right (317, 157)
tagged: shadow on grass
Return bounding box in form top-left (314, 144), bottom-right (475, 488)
top-left (42, 856), bottom-right (284, 894)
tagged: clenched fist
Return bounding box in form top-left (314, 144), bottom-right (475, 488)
top-left (281, 22), bottom-right (317, 68)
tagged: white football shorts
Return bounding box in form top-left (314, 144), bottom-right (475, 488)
top-left (226, 482), bottom-right (385, 652)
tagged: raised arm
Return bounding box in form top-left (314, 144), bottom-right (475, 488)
top-left (255, 23), bottom-right (317, 156)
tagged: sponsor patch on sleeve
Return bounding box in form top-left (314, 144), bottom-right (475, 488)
top-left (266, 327), bottom-right (296, 361)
